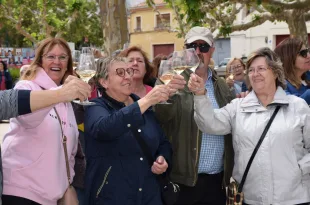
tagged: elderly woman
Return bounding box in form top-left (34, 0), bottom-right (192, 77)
top-left (84, 57), bottom-right (172, 205)
top-left (274, 37), bottom-right (310, 104)
top-left (225, 57), bottom-right (248, 95)
top-left (2, 38), bottom-right (80, 205)
top-left (119, 46), bottom-right (155, 96)
top-left (188, 47), bottom-right (310, 205)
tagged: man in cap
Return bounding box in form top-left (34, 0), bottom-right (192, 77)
top-left (155, 26), bottom-right (234, 205)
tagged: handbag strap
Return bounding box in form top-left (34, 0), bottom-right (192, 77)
top-left (238, 105), bottom-right (281, 192)
top-left (54, 107), bottom-right (71, 185)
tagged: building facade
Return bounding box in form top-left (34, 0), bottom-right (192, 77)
top-left (129, 0), bottom-right (184, 61)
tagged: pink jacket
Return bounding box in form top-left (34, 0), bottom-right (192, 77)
top-left (1, 68), bottom-right (78, 205)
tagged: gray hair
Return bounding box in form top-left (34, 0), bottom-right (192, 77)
top-left (245, 47), bottom-right (286, 91)
top-left (95, 56), bottom-right (128, 93)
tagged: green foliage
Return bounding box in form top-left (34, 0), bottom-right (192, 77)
top-left (219, 24), bottom-right (232, 37)
top-left (0, 0), bottom-right (103, 47)
top-left (8, 68), bottom-right (20, 83)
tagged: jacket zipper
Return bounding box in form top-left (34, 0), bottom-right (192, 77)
top-left (96, 166), bottom-right (112, 198)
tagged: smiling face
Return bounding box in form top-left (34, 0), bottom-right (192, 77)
top-left (295, 45), bottom-right (310, 73)
top-left (248, 56), bottom-right (276, 94)
top-left (100, 61), bottom-right (133, 98)
top-left (127, 51), bottom-right (146, 80)
top-left (230, 59), bottom-right (245, 81)
top-left (41, 44), bottom-right (68, 85)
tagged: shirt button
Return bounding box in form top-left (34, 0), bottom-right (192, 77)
top-left (140, 157), bottom-right (143, 161)
top-left (139, 188), bottom-right (142, 191)
top-left (138, 129), bottom-right (141, 132)
top-left (193, 148), bottom-right (196, 151)
top-left (127, 124), bottom-right (131, 127)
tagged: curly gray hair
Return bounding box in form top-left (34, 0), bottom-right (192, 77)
top-left (95, 56), bottom-right (128, 93)
top-left (245, 47), bottom-right (286, 91)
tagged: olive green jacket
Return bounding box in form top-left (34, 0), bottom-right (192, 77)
top-left (154, 69), bottom-right (235, 187)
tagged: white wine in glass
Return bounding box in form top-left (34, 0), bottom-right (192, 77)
top-left (159, 72), bottom-right (174, 85)
top-left (73, 47), bottom-right (96, 106)
top-left (158, 60), bottom-right (174, 104)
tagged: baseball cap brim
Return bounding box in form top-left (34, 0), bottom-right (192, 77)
top-left (186, 36), bottom-right (212, 46)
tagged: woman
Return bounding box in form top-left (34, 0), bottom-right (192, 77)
top-left (2, 38), bottom-right (79, 205)
top-left (119, 46), bottom-right (155, 96)
top-left (188, 47), bottom-right (310, 205)
top-left (274, 37), bottom-right (310, 104)
top-left (225, 57), bottom-right (247, 95)
top-left (84, 57), bottom-right (172, 205)
top-left (0, 61), bottom-right (12, 90)
top-left (152, 54), bottom-right (167, 78)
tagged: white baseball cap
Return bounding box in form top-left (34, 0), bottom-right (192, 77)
top-left (185, 26), bottom-right (214, 46)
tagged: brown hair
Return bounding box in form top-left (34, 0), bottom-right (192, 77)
top-left (21, 37), bottom-right (73, 84)
top-left (152, 54), bottom-right (167, 77)
top-left (225, 57), bottom-right (245, 78)
top-left (119, 46), bottom-right (155, 84)
top-left (245, 47), bottom-right (286, 91)
top-left (274, 37), bottom-right (305, 89)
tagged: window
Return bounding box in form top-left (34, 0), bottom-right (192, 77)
top-left (155, 13), bottom-right (170, 30)
top-left (135, 16), bottom-right (141, 32)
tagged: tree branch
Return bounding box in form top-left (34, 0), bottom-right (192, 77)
top-left (230, 12), bottom-right (276, 32)
top-left (264, 0), bottom-right (310, 10)
top-left (304, 11), bottom-right (310, 21)
top-left (0, 4), bottom-right (37, 43)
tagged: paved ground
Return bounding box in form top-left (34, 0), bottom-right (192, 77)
top-left (0, 122), bottom-right (10, 143)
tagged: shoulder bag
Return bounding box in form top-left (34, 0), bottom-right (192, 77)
top-left (54, 108), bottom-right (79, 205)
top-left (227, 105), bottom-right (281, 205)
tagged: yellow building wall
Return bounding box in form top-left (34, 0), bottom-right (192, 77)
top-left (129, 7), bottom-right (184, 60)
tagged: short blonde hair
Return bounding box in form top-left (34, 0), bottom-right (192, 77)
top-left (245, 47), bottom-right (286, 91)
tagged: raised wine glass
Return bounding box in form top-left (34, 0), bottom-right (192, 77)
top-left (158, 60), bottom-right (174, 104)
top-left (73, 47), bottom-right (96, 106)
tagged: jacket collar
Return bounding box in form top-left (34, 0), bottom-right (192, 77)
top-left (101, 91), bottom-right (141, 110)
top-left (33, 67), bottom-right (59, 89)
top-left (240, 86), bottom-right (289, 112)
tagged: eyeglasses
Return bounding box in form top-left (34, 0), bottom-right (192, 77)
top-left (185, 43), bottom-right (211, 53)
top-left (298, 48), bottom-right (310, 58)
top-left (43, 54), bottom-right (69, 62)
top-left (116, 67), bottom-right (134, 77)
top-left (248, 66), bottom-right (269, 75)
top-left (230, 64), bottom-right (243, 72)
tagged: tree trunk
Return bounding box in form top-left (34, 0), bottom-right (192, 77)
top-left (99, 0), bottom-right (128, 56)
top-left (286, 9), bottom-right (309, 46)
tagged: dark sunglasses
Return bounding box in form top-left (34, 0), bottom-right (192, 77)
top-left (185, 43), bottom-right (211, 53)
top-left (116, 67), bottom-right (134, 77)
top-left (298, 48), bottom-right (310, 58)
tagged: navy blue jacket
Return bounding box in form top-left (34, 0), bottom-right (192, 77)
top-left (84, 93), bottom-right (172, 205)
top-left (285, 80), bottom-right (310, 104)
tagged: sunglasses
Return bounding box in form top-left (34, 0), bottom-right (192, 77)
top-left (185, 43), bottom-right (211, 53)
top-left (116, 67), bottom-right (134, 77)
top-left (298, 48), bottom-right (310, 58)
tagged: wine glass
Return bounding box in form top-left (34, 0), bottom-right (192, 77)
top-left (183, 48), bottom-right (200, 72)
top-left (158, 60), bottom-right (174, 104)
top-left (72, 50), bottom-right (80, 69)
top-left (73, 47), bottom-right (96, 106)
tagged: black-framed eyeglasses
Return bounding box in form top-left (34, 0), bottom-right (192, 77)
top-left (116, 67), bottom-right (134, 77)
top-left (185, 43), bottom-right (211, 53)
top-left (298, 48), bottom-right (310, 58)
